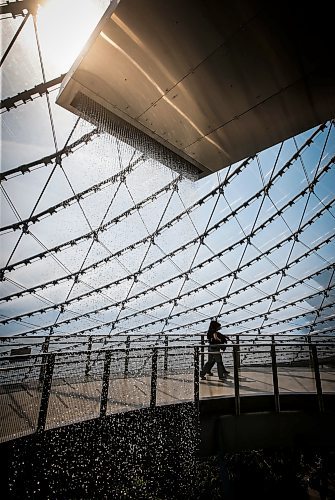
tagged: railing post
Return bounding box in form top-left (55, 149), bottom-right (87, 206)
top-left (37, 353), bottom-right (55, 432)
top-left (200, 335), bottom-right (205, 371)
top-left (233, 344), bottom-right (240, 416)
top-left (271, 336), bottom-right (280, 413)
top-left (150, 348), bottom-right (158, 408)
top-left (306, 335), bottom-right (314, 367)
top-left (100, 350), bottom-right (112, 417)
top-left (124, 336), bottom-right (130, 377)
top-left (85, 335), bottom-right (93, 377)
top-left (39, 336), bottom-right (50, 385)
top-left (194, 346), bottom-right (199, 411)
top-left (235, 335), bottom-right (240, 368)
top-left (164, 336), bottom-right (168, 375)
top-left (309, 342), bottom-right (324, 413)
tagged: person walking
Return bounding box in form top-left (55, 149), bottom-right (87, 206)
top-left (200, 319), bottom-right (229, 381)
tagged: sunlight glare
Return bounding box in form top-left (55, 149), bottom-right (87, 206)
top-left (37, 0), bottom-right (104, 74)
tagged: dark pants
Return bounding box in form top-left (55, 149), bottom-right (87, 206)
top-left (201, 345), bottom-right (226, 379)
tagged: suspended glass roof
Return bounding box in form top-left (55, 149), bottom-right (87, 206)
top-left (1, 0), bottom-right (334, 349)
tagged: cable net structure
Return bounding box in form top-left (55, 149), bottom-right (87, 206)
top-left (1, 0), bottom-right (335, 361)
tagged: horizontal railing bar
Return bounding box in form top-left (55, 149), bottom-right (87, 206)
top-left (0, 343), bottom-right (334, 363)
top-left (0, 364), bottom-right (45, 372)
top-left (1, 359), bottom-right (330, 374)
top-left (2, 329), bottom-right (335, 341)
top-left (1, 335), bottom-right (333, 354)
top-left (1, 333), bottom-right (334, 340)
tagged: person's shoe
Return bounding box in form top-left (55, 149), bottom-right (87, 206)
top-left (223, 370), bottom-right (230, 375)
top-left (218, 378), bottom-right (226, 382)
top-left (200, 372), bottom-right (207, 380)
top-left (208, 372), bottom-right (214, 376)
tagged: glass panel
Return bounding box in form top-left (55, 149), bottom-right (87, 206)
top-left (1, 16), bottom-right (42, 99)
top-left (238, 344), bottom-right (274, 396)
top-left (107, 348), bottom-right (151, 414)
top-left (276, 345), bottom-right (316, 393)
top-left (0, 353), bottom-right (42, 441)
top-left (46, 351), bottom-right (102, 429)
top-left (318, 343), bottom-right (335, 394)
top-left (1, 97), bottom-right (56, 172)
top-left (156, 346), bottom-right (194, 405)
top-left (200, 345), bottom-right (235, 399)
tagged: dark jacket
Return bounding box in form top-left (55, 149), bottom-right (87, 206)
top-left (208, 331), bottom-right (228, 351)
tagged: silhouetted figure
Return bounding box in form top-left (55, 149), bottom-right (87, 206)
top-left (200, 320), bottom-right (229, 381)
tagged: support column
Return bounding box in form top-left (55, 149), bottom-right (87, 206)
top-left (200, 335), bottom-right (205, 371)
top-left (100, 350), bottom-right (112, 417)
top-left (271, 336), bottom-right (280, 413)
top-left (124, 336), bottom-right (130, 377)
top-left (233, 345), bottom-right (240, 416)
top-left (39, 335), bottom-right (50, 385)
top-left (194, 346), bottom-right (199, 412)
top-left (150, 348), bottom-right (158, 408)
top-left (85, 336), bottom-right (93, 377)
top-left (309, 341), bottom-right (324, 413)
top-left (37, 353), bottom-right (55, 432)
top-left (164, 336), bottom-right (168, 375)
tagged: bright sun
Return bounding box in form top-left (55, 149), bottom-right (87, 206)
top-left (36, 0), bottom-right (106, 74)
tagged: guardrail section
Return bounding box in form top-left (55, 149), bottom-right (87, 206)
top-left (0, 339), bottom-right (334, 443)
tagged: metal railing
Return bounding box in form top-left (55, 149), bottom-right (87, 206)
top-left (0, 338), bottom-right (334, 442)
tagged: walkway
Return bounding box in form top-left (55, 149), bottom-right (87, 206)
top-left (1, 365), bottom-right (334, 443)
